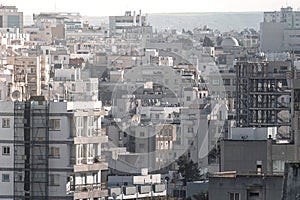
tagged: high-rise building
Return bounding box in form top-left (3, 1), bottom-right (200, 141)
top-left (260, 7), bottom-right (300, 52)
top-left (0, 98), bottom-right (108, 200)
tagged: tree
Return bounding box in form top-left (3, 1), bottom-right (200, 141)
top-left (216, 36), bottom-right (223, 46)
top-left (203, 36), bottom-right (214, 47)
top-left (176, 155), bottom-right (202, 185)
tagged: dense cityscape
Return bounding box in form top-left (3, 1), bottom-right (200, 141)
top-left (0, 3), bottom-right (299, 200)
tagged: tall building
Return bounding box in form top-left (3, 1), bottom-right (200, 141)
top-left (0, 98), bottom-right (108, 199)
top-left (235, 60), bottom-right (292, 139)
top-left (260, 7), bottom-right (300, 52)
top-left (0, 5), bottom-right (23, 31)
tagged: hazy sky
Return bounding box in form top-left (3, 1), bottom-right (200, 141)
top-left (1, 0), bottom-right (300, 16)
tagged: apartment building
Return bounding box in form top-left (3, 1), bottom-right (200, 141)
top-left (261, 6), bottom-right (300, 52)
top-left (0, 5), bottom-right (23, 31)
top-left (50, 68), bottom-right (98, 101)
top-left (0, 98), bottom-right (108, 200)
top-left (109, 10), bottom-right (149, 37)
top-left (6, 55), bottom-right (43, 100)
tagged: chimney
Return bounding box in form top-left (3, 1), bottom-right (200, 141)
top-left (139, 10), bottom-right (142, 26)
top-left (133, 11), bottom-right (136, 26)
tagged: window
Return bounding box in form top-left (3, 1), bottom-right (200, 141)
top-left (212, 79), bottom-right (220, 85)
top-left (2, 146), bottom-right (10, 156)
top-left (273, 160), bottom-right (285, 172)
top-left (49, 147), bottom-right (60, 158)
top-left (188, 127), bottom-right (194, 133)
top-left (186, 96), bottom-right (191, 101)
top-left (140, 132), bottom-right (145, 137)
top-left (7, 15), bottom-right (20, 28)
top-left (139, 143), bottom-right (145, 149)
top-left (223, 79), bottom-right (231, 86)
top-left (2, 118), bottom-right (10, 128)
top-left (49, 174), bottom-right (60, 186)
top-left (2, 174), bottom-right (10, 182)
top-left (49, 119), bottom-right (60, 130)
top-left (249, 192), bottom-right (259, 197)
top-left (229, 192), bottom-right (240, 200)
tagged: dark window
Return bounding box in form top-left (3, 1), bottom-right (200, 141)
top-left (0, 16), bottom-right (3, 28)
top-left (7, 15), bottom-right (20, 28)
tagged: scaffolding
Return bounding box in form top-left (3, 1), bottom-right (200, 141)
top-left (14, 99), bottom-right (49, 199)
top-left (236, 61), bottom-right (292, 138)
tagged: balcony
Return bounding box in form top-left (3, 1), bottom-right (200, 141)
top-left (74, 132), bottom-right (108, 144)
top-left (93, 109), bottom-right (108, 116)
top-left (74, 156), bottom-right (108, 172)
top-left (74, 183), bottom-right (108, 199)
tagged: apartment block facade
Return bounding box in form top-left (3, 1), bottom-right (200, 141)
top-left (0, 99), bottom-right (108, 200)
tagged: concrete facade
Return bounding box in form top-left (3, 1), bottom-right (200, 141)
top-left (209, 172), bottom-right (283, 200)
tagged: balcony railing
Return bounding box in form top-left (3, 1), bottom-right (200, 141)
top-left (75, 183), bottom-right (107, 192)
top-left (76, 155), bottom-right (106, 164)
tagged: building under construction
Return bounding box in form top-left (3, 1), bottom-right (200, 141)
top-left (14, 97), bottom-right (49, 199)
top-left (236, 60), bottom-right (292, 139)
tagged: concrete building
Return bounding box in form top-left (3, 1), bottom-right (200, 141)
top-left (50, 68), bottom-right (98, 101)
top-left (209, 171), bottom-right (283, 200)
top-left (6, 55), bottom-right (43, 100)
top-left (0, 99), bottom-right (108, 199)
top-left (260, 7), bottom-right (300, 52)
top-left (109, 10), bottom-right (150, 37)
top-left (0, 5), bottom-right (23, 31)
top-left (236, 60), bottom-right (292, 138)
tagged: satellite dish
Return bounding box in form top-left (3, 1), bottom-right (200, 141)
top-left (11, 90), bottom-right (21, 101)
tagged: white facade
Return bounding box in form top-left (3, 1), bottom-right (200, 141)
top-left (0, 102), bottom-right (14, 198)
top-left (50, 68), bottom-right (98, 101)
top-left (261, 7), bottom-right (300, 52)
top-left (0, 100), bottom-right (108, 199)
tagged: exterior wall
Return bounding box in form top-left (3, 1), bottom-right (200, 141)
top-left (283, 29), bottom-right (300, 51)
top-left (0, 102), bottom-right (14, 198)
top-left (7, 56), bottom-right (42, 98)
top-left (0, 6), bottom-right (23, 31)
top-left (282, 162), bottom-right (300, 199)
top-left (220, 140), bottom-right (268, 174)
top-left (109, 12), bottom-right (147, 36)
top-left (0, 100), bottom-right (107, 199)
top-left (260, 22), bottom-right (286, 52)
top-left (209, 175), bottom-right (283, 200)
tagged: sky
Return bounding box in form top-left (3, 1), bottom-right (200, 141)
top-left (1, 0), bottom-right (300, 16)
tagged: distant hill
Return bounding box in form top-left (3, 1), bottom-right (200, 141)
top-left (148, 12), bottom-right (263, 32)
top-left (25, 12), bottom-right (263, 32)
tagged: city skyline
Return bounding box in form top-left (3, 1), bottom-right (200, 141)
top-left (1, 0), bottom-right (300, 16)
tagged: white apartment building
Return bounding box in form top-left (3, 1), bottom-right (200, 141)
top-left (109, 10), bottom-right (148, 36)
top-left (50, 68), bottom-right (98, 101)
top-left (264, 7), bottom-right (300, 28)
top-left (261, 6), bottom-right (300, 52)
top-left (0, 99), bottom-right (108, 200)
